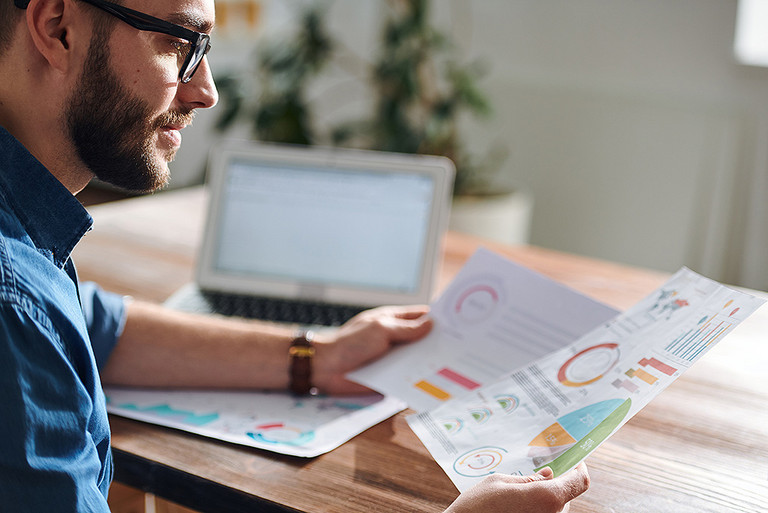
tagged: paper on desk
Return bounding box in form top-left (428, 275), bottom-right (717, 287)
top-left (347, 248), bottom-right (620, 412)
top-left (406, 266), bottom-right (765, 492)
top-left (105, 388), bottom-right (405, 458)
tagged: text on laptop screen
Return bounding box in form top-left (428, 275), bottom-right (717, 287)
top-left (213, 159), bottom-right (436, 293)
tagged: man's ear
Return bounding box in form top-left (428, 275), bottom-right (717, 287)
top-left (24, 0), bottom-right (90, 75)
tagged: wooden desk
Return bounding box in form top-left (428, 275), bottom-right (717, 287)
top-left (73, 187), bottom-right (768, 513)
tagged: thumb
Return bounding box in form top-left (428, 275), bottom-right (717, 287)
top-left (536, 467), bottom-right (555, 479)
top-left (382, 314), bottom-right (433, 343)
top-left (500, 468), bottom-right (555, 485)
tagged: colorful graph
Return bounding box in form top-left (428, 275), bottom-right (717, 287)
top-left (528, 399), bottom-right (627, 466)
top-left (639, 357), bottom-right (677, 376)
top-left (247, 422), bottom-right (315, 446)
top-left (665, 302), bottom-right (737, 361)
top-left (557, 343), bottom-right (620, 387)
top-left (468, 407), bottom-right (493, 424)
top-left (648, 289), bottom-right (689, 319)
top-left (625, 367), bottom-right (657, 384)
top-left (495, 394), bottom-right (520, 413)
top-left (105, 388), bottom-right (405, 458)
top-left (442, 418), bottom-right (464, 435)
top-left (532, 398), bottom-right (631, 476)
top-left (611, 378), bottom-right (639, 393)
top-left (453, 446), bottom-right (508, 477)
top-left (454, 283), bottom-right (501, 322)
top-left (414, 367), bottom-right (482, 402)
top-left (415, 380), bottom-right (451, 400)
top-left (619, 356), bottom-right (678, 390)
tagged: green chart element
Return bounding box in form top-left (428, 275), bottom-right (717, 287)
top-left (534, 398), bottom-right (631, 476)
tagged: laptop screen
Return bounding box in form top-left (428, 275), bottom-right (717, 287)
top-left (213, 159), bottom-right (437, 294)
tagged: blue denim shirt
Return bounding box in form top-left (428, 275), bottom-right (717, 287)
top-left (0, 126), bottom-right (126, 511)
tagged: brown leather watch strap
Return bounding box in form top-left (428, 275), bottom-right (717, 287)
top-left (289, 330), bottom-right (316, 395)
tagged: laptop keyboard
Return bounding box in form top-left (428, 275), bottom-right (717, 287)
top-left (201, 291), bottom-right (368, 326)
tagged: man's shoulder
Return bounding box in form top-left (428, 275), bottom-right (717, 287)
top-left (0, 204), bottom-right (48, 291)
top-left (0, 205), bottom-right (83, 336)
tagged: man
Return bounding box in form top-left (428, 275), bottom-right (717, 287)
top-left (0, 0), bottom-right (589, 511)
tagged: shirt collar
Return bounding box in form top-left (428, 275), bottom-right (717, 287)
top-left (0, 125), bottom-right (93, 269)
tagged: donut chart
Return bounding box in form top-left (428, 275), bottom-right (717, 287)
top-left (558, 343), bottom-right (619, 387)
top-left (453, 446), bottom-right (508, 477)
top-left (451, 282), bottom-right (502, 323)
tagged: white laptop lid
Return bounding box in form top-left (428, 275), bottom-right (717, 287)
top-left (197, 141), bottom-right (455, 307)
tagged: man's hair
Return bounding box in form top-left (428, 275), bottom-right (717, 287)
top-left (0, 2), bottom-right (25, 58)
top-left (0, 0), bottom-right (121, 61)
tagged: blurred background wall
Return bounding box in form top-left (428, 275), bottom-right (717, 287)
top-left (171, 0), bottom-right (768, 290)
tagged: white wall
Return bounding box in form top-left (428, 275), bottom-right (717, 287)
top-left (173, 0), bottom-right (768, 290)
top-left (457, 0), bottom-right (768, 291)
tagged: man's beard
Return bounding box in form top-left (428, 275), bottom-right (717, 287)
top-left (65, 32), bottom-right (194, 193)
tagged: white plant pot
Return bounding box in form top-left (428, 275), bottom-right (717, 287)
top-left (449, 190), bottom-right (534, 245)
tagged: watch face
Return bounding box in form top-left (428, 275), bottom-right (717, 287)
top-left (290, 332), bottom-right (315, 356)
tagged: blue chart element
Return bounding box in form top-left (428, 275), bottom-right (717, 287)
top-left (247, 423), bottom-right (316, 446)
top-left (118, 403), bottom-right (219, 426)
top-left (311, 394), bottom-right (379, 411)
top-left (556, 399), bottom-right (626, 440)
top-left (331, 400), bottom-right (367, 411)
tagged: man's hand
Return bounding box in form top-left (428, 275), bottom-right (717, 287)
top-left (312, 305), bottom-right (433, 394)
top-left (444, 464), bottom-right (590, 513)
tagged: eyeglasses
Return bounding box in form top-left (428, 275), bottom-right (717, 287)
top-left (14, 0), bottom-right (212, 84)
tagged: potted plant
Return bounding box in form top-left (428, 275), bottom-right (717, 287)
top-left (214, 5), bottom-right (333, 145)
top-left (332, 0), bottom-right (531, 244)
top-left (215, 0), bottom-right (532, 244)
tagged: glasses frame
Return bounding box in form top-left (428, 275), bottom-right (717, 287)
top-left (14, 0), bottom-right (212, 83)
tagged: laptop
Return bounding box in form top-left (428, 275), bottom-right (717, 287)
top-left (165, 140), bottom-right (455, 326)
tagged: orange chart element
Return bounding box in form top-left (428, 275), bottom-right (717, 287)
top-left (626, 368), bottom-right (657, 385)
top-left (557, 343), bottom-right (620, 387)
top-left (415, 380), bottom-right (451, 400)
top-left (529, 422), bottom-right (577, 448)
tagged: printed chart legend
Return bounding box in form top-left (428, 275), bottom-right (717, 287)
top-left (414, 367), bottom-right (482, 402)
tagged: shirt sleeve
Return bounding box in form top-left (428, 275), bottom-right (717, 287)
top-left (79, 281), bottom-right (127, 370)
top-left (0, 301), bottom-right (112, 512)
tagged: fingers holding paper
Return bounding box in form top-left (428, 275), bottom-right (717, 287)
top-left (444, 463), bottom-right (590, 513)
top-left (312, 305), bottom-right (433, 394)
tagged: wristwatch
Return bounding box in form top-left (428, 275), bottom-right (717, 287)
top-left (289, 330), bottom-right (316, 395)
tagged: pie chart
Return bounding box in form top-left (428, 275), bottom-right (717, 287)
top-left (558, 343), bottom-right (620, 387)
top-left (529, 398), bottom-right (631, 475)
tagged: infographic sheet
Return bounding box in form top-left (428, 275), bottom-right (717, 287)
top-left (105, 388), bottom-right (405, 457)
top-left (405, 265), bottom-right (764, 492)
top-left (348, 248), bottom-right (620, 412)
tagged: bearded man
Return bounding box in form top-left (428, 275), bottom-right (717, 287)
top-left (0, 1), bottom-right (588, 511)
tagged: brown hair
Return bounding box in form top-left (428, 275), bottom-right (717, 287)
top-left (0, 2), bottom-right (25, 59)
top-left (0, 0), bottom-right (121, 61)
